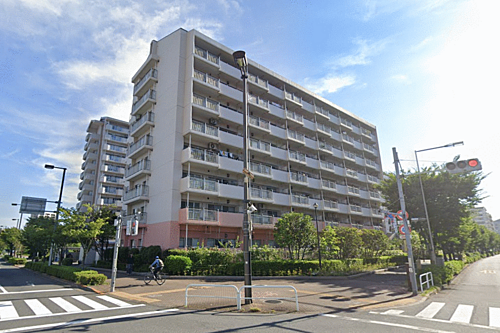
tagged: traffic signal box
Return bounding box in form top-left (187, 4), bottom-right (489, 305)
top-left (445, 158), bottom-right (482, 174)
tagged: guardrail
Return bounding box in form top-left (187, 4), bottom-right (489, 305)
top-left (185, 284), bottom-right (299, 311)
top-left (419, 272), bottom-right (434, 292)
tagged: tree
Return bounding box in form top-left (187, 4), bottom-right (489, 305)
top-left (0, 228), bottom-right (22, 256)
top-left (377, 166), bottom-right (484, 258)
top-left (360, 229), bottom-right (389, 258)
top-left (21, 216), bottom-right (54, 258)
top-left (273, 212), bottom-right (316, 260)
top-left (59, 205), bottom-right (106, 266)
top-left (335, 227), bottom-right (363, 259)
top-left (91, 206), bottom-right (118, 261)
top-left (320, 226), bottom-right (340, 259)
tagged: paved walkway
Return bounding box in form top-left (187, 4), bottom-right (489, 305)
top-left (88, 267), bottom-right (423, 313)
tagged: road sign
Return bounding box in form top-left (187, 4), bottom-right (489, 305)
top-left (398, 224), bottom-right (411, 235)
top-left (242, 168), bottom-right (254, 180)
top-left (396, 210), bottom-right (409, 220)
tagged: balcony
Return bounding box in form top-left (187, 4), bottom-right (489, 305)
top-left (363, 143), bottom-right (377, 156)
top-left (349, 205), bottom-right (363, 215)
top-left (347, 185), bottom-right (360, 196)
top-left (192, 120), bottom-right (219, 138)
top-left (321, 179), bottom-right (337, 192)
top-left (125, 160), bottom-right (151, 181)
top-left (320, 160), bottom-right (345, 177)
top-left (188, 176), bottom-right (218, 193)
top-left (286, 110), bottom-right (303, 124)
top-left (188, 207), bottom-right (218, 222)
top-left (365, 159), bottom-right (379, 170)
top-left (248, 94), bottom-right (269, 111)
top-left (132, 90), bottom-right (156, 115)
top-left (128, 135), bottom-right (153, 159)
top-left (367, 175), bottom-right (380, 184)
top-left (318, 141), bottom-right (333, 154)
top-left (104, 154), bottom-right (126, 164)
top-left (134, 68), bottom-right (158, 97)
top-left (130, 112), bottom-right (155, 137)
top-left (105, 124), bottom-right (129, 135)
top-left (104, 144), bottom-right (127, 155)
top-left (102, 164), bottom-right (125, 175)
top-left (285, 91), bottom-right (302, 106)
top-left (189, 147), bottom-right (218, 165)
top-left (340, 117), bottom-right (352, 130)
top-left (346, 168), bottom-right (358, 179)
top-left (287, 129), bottom-right (305, 144)
top-left (123, 185), bottom-right (149, 203)
top-left (314, 106), bottom-right (330, 119)
top-left (248, 73), bottom-right (269, 92)
top-left (192, 94), bottom-right (219, 115)
top-left (344, 150), bottom-right (356, 161)
top-left (291, 194), bottom-right (309, 206)
top-left (316, 122), bottom-right (331, 136)
top-left (250, 188), bottom-right (273, 201)
top-left (249, 162), bottom-right (272, 177)
top-left (342, 134), bottom-right (355, 145)
top-left (252, 214), bottom-right (274, 225)
top-left (323, 200), bottom-right (338, 211)
top-left (290, 172), bottom-right (308, 184)
top-left (249, 138), bottom-right (271, 154)
top-left (288, 150), bottom-right (306, 163)
top-left (194, 46), bottom-right (219, 67)
top-left (248, 115), bottom-right (270, 132)
top-left (193, 70), bottom-right (220, 92)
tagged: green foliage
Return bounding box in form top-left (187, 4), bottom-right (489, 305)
top-left (62, 258), bottom-right (73, 266)
top-left (320, 226), bottom-right (340, 259)
top-left (25, 261), bottom-right (106, 285)
top-left (251, 245), bottom-right (283, 261)
top-left (8, 257), bottom-right (27, 265)
top-left (74, 271), bottom-right (107, 285)
top-left (21, 216), bottom-right (55, 258)
top-left (1, 227), bottom-right (22, 256)
top-left (274, 212), bottom-right (317, 260)
top-left (360, 229), bottom-right (389, 258)
top-left (165, 255), bottom-right (192, 275)
top-left (334, 226), bottom-right (363, 259)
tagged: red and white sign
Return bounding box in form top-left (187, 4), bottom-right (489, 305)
top-left (398, 224), bottom-right (411, 235)
top-left (396, 210), bottom-right (409, 220)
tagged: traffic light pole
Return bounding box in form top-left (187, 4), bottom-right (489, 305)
top-left (110, 216), bottom-right (122, 293)
top-left (393, 147), bottom-right (418, 296)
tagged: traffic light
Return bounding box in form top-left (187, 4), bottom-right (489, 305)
top-left (445, 158), bottom-right (482, 174)
top-left (131, 218), bottom-right (139, 236)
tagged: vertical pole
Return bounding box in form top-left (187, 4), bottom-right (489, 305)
top-left (110, 216), bottom-right (122, 292)
top-left (314, 206), bottom-right (322, 269)
top-left (415, 151), bottom-right (437, 264)
top-left (393, 148), bottom-right (418, 296)
top-left (242, 71), bottom-right (252, 304)
top-left (48, 168), bottom-right (66, 266)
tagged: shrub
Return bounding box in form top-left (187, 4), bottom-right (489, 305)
top-left (62, 258), bottom-right (74, 266)
top-left (165, 255), bottom-right (192, 275)
top-left (8, 257), bottom-right (27, 265)
top-left (24, 262), bottom-right (106, 285)
top-left (74, 271), bottom-right (107, 285)
top-left (3, 255), bottom-right (13, 261)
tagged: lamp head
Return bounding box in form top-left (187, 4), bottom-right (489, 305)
top-left (44, 164), bottom-right (55, 169)
top-left (247, 203), bottom-right (257, 214)
top-left (313, 203), bottom-right (318, 209)
top-left (233, 50), bottom-right (248, 76)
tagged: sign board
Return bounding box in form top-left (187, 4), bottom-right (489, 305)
top-left (398, 224), bottom-right (411, 235)
top-left (19, 196), bottom-right (47, 215)
top-left (396, 210), bottom-right (409, 220)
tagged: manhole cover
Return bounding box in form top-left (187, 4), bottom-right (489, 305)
top-left (265, 300), bottom-right (283, 304)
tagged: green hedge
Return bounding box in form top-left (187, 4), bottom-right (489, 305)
top-left (8, 257), bottom-right (27, 265)
top-left (25, 262), bottom-right (107, 285)
top-left (165, 255), bottom-right (192, 275)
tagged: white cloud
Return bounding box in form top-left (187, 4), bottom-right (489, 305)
top-left (305, 75), bottom-right (356, 95)
top-left (391, 74), bottom-right (411, 84)
top-left (330, 38), bottom-right (388, 69)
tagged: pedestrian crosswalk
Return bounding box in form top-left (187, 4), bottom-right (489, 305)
top-left (378, 302), bottom-right (500, 328)
top-left (0, 295), bottom-right (142, 321)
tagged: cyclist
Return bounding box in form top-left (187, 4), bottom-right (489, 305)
top-left (149, 256), bottom-right (164, 280)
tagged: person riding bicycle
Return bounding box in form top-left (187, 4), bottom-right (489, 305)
top-left (149, 256), bottom-right (164, 279)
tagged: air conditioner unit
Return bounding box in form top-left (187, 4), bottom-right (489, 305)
top-left (209, 118), bottom-right (218, 126)
top-left (208, 142), bottom-right (219, 150)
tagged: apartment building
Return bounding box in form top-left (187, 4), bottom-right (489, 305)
top-left (471, 207), bottom-right (495, 232)
top-left (122, 28), bottom-right (384, 250)
top-left (77, 117), bottom-right (129, 214)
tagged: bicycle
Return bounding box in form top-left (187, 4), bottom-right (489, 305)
top-left (144, 267), bottom-right (166, 285)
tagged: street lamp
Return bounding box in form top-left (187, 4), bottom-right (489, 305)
top-left (45, 164), bottom-right (67, 266)
top-left (415, 141), bottom-right (463, 264)
top-left (233, 50), bottom-right (252, 304)
top-left (11, 203), bottom-right (23, 229)
top-left (313, 203), bottom-right (322, 270)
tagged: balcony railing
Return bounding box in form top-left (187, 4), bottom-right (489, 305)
top-left (288, 150), bottom-right (306, 163)
top-left (363, 143), bottom-right (376, 154)
top-left (366, 159), bottom-right (378, 168)
top-left (348, 186), bottom-right (360, 195)
top-left (340, 117), bottom-right (352, 128)
top-left (346, 169), bottom-right (358, 178)
top-left (249, 139), bottom-right (271, 152)
top-left (324, 200), bottom-right (338, 210)
top-left (132, 90), bottom-right (156, 114)
top-left (193, 94), bottom-right (219, 112)
top-left (250, 188), bottom-right (273, 200)
top-left (248, 94), bottom-right (269, 109)
top-left (342, 134), bottom-right (354, 144)
top-left (285, 91), bottom-right (302, 104)
top-left (287, 129), bottom-right (305, 143)
top-left (191, 147), bottom-right (217, 163)
top-left (315, 106), bottom-right (329, 118)
top-left (344, 150), bottom-right (356, 160)
top-left (192, 120), bottom-right (218, 137)
top-left (250, 162), bottom-right (272, 176)
top-left (248, 74), bottom-right (268, 89)
top-left (369, 191), bottom-right (380, 199)
top-left (124, 185), bottom-right (149, 201)
top-left (249, 115), bottom-right (270, 130)
top-left (252, 214), bottom-right (273, 225)
top-left (128, 135), bottom-right (153, 155)
top-left (350, 205), bottom-right (362, 213)
top-left (290, 172), bottom-right (307, 183)
top-left (189, 176), bottom-right (217, 192)
top-left (131, 112), bottom-right (155, 134)
top-left (291, 194), bottom-right (309, 205)
top-left (194, 46), bottom-right (219, 65)
top-left (319, 141), bottom-right (332, 152)
top-left (316, 122), bottom-right (331, 134)
top-left (188, 207), bottom-right (218, 221)
top-left (286, 110), bottom-right (303, 123)
top-left (367, 175), bottom-right (379, 183)
top-left (134, 68), bottom-right (158, 95)
top-left (194, 70), bottom-right (219, 88)
top-left (321, 179), bottom-right (337, 190)
top-left (125, 160), bottom-right (151, 178)
top-left (105, 124), bottom-right (128, 134)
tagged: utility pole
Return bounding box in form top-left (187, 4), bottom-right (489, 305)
top-left (110, 216), bottom-right (122, 292)
top-left (393, 147), bottom-right (418, 296)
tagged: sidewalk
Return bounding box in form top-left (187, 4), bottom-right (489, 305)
top-left (87, 267), bottom-right (423, 313)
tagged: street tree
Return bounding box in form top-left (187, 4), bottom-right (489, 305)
top-left (91, 206), bottom-right (118, 261)
top-left (320, 226), bottom-right (340, 259)
top-left (59, 205), bottom-right (106, 266)
top-left (0, 227), bottom-right (22, 256)
top-left (377, 166), bottom-right (484, 259)
top-left (21, 216), bottom-right (54, 258)
top-left (360, 229), bottom-right (389, 258)
top-left (334, 226), bottom-right (363, 259)
top-left (273, 212), bottom-right (316, 260)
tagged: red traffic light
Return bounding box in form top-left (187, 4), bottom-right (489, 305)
top-left (468, 159), bottom-right (479, 167)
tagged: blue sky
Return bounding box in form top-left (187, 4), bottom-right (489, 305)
top-left (1, 0), bottom-right (499, 228)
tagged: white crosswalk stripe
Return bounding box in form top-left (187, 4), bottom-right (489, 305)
top-left (0, 295), bottom-right (140, 321)
top-left (377, 303), bottom-right (500, 328)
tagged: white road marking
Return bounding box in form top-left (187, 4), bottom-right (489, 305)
top-left (49, 297), bottom-right (81, 313)
top-left (0, 308), bottom-right (178, 333)
top-left (72, 296), bottom-right (108, 310)
top-left (97, 295), bottom-right (131, 307)
top-left (321, 314), bottom-right (454, 333)
top-left (449, 304), bottom-right (473, 323)
top-left (490, 307), bottom-right (500, 328)
top-left (0, 285), bottom-right (7, 293)
top-left (416, 302), bottom-right (445, 319)
top-left (0, 288), bottom-right (73, 295)
top-left (24, 299), bottom-right (51, 316)
top-left (0, 301), bottom-right (19, 320)
top-left (380, 309), bottom-right (404, 315)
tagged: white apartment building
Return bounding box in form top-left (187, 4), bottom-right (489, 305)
top-left (122, 28), bottom-right (384, 250)
top-left (77, 117), bottom-right (129, 214)
top-left (471, 207), bottom-right (495, 231)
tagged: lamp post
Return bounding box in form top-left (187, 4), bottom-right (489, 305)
top-left (110, 215), bottom-right (122, 292)
top-left (45, 164), bottom-right (67, 266)
top-left (415, 141), bottom-right (463, 264)
top-left (233, 50), bottom-right (252, 304)
top-left (11, 203), bottom-right (23, 229)
top-left (313, 203), bottom-right (322, 270)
